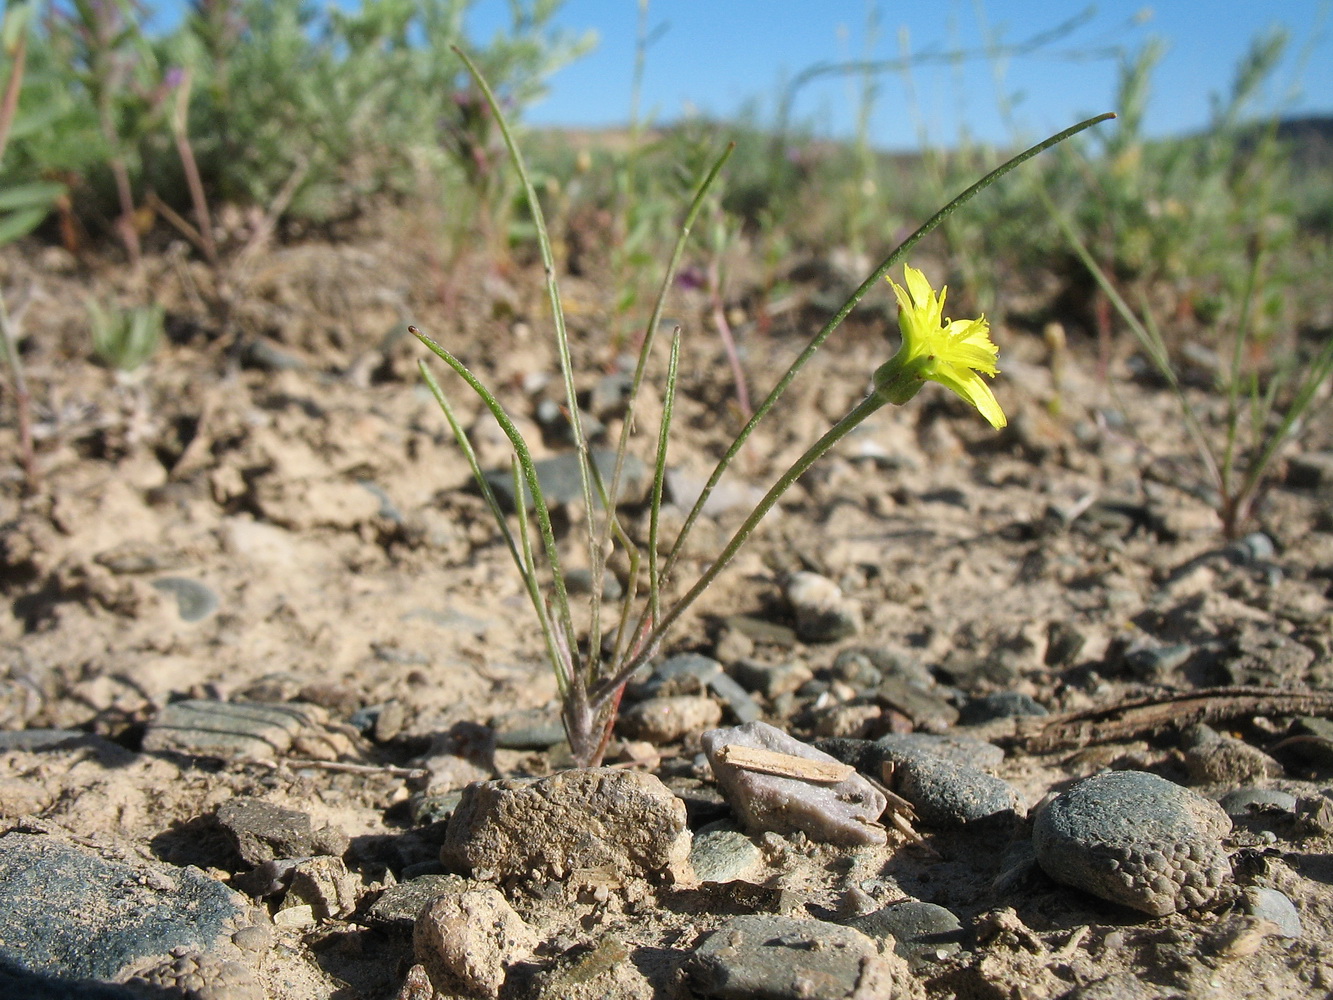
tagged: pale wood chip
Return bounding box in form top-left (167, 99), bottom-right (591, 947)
top-left (715, 743), bottom-right (854, 783)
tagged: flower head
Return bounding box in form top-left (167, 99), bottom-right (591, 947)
top-left (872, 265), bottom-right (1006, 429)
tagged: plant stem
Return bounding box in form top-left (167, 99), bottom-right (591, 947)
top-left (660, 113), bottom-right (1116, 590)
top-left (593, 391), bottom-right (888, 706)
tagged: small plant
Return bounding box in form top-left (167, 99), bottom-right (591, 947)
top-left (88, 299), bottom-right (163, 372)
top-left (1041, 27), bottom-right (1331, 539)
top-left (414, 47), bottom-right (1110, 767)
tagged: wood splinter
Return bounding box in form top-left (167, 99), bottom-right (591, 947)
top-left (715, 744), bottom-right (854, 784)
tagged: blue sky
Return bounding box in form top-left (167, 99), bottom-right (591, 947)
top-left (469, 0), bottom-right (1332, 149)
top-left (142, 1), bottom-right (1331, 149)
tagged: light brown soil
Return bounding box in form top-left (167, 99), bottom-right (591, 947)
top-left (2, 221), bottom-right (1332, 999)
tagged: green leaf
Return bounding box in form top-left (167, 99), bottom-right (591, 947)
top-left (0, 182), bottom-right (66, 212)
top-left (0, 206), bottom-right (48, 245)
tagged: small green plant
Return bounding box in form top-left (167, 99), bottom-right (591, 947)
top-left (1041, 26), bottom-right (1331, 540)
top-left (412, 48), bottom-right (1110, 767)
top-left (88, 299), bottom-right (163, 372)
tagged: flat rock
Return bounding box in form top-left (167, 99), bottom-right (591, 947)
top-left (849, 900), bottom-right (965, 966)
top-left (689, 821), bottom-right (764, 884)
top-left (702, 721), bottom-right (888, 846)
top-left (483, 448), bottom-right (647, 510)
top-left (142, 699), bottom-right (321, 760)
top-left (685, 914), bottom-right (924, 1000)
top-left (1033, 770), bottom-right (1232, 915)
top-left (0, 829), bottom-right (255, 982)
top-left (441, 768), bottom-right (691, 882)
top-left (216, 797), bottom-right (348, 865)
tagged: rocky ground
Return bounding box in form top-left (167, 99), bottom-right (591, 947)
top-left (1, 224), bottom-right (1332, 999)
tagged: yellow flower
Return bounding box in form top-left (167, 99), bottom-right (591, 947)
top-left (872, 265), bottom-right (1006, 429)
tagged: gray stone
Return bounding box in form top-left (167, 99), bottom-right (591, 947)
top-left (363, 874), bottom-right (469, 932)
top-left (215, 797), bottom-right (348, 865)
top-left (641, 653), bottom-right (760, 724)
top-left (723, 615), bottom-right (799, 648)
top-left (0, 830), bottom-right (253, 982)
top-left (1218, 787), bottom-right (1298, 819)
top-left (489, 707), bottom-right (566, 750)
top-left (689, 821), bottom-right (763, 884)
top-left (1033, 770), bottom-right (1232, 916)
top-left (150, 577), bottom-right (219, 622)
top-left (873, 676), bottom-right (959, 730)
top-left (784, 572), bottom-right (861, 642)
top-left (1122, 643), bottom-right (1194, 683)
top-left (564, 567), bottom-right (623, 600)
top-left (731, 659), bottom-right (814, 698)
top-left (883, 747), bottom-right (1021, 828)
top-left (483, 449), bottom-right (647, 511)
top-left (685, 914), bottom-right (922, 1000)
top-left (702, 721), bottom-right (888, 846)
top-left (141, 699), bottom-right (319, 760)
top-left (849, 900), bottom-right (965, 966)
top-left (879, 732), bottom-right (1006, 770)
top-left (1242, 887), bottom-right (1302, 939)
top-left (959, 691), bottom-right (1048, 725)
top-left (441, 768), bottom-right (691, 882)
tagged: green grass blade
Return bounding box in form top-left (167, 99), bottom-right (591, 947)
top-left (412, 326), bottom-right (579, 677)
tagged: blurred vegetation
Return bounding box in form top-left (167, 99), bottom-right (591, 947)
top-left (0, 0), bottom-right (1328, 357)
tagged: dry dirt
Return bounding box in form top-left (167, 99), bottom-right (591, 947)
top-left (2, 221), bottom-right (1333, 999)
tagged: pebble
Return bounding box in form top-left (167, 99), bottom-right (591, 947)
top-left (150, 576), bottom-right (220, 622)
top-left (689, 821), bottom-right (764, 884)
top-left (618, 694), bottom-right (722, 743)
top-left (1179, 724), bottom-right (1283, 785)
top-left (563, 566), bottom-right (623, 600)
top-left (414, 888), bottom-right (536, 999)
top-left (0, 830), bottom-right (253, 982)
top-left (701, 721), bottom-right (888, 846)
top-left (488, 707), bottom-right (566, 749)
top-left (1218, 787), bottom-right (1298, 820)
top-left (959, 691), bottom-right (1048, 725)
top-left (1241, 886), bottom-right (1302, 940)
top-left (783, 571), bottom-right (861, 642)
top-left (685, 914), bottom-right (923, 1000)
top-left (815, 733), bottom-right (1005, 776)
top-left (849, 899), bottom-right (965, 966)
top-left (639, 653), bottom-right (761, 724)
top-left (730, 658), bottom-right (813, 699)
top-left (215, 797), bottom-right (349, 865)
top-left (483, 449), bottom-right (647, 510)
top-left (280, 855), bottom-right (359, 920)
top-left (141, 699), bottom-right (321, 760)
top-left (364, 874), bottom-right (470, 932)
top-left (873, 675), bottom-right (960, 731)
top-left (1287, 451), bottom-right (1333, 491)
top-left (882, 747), bottom-right (1021, 828)
top-left (1033, 770), bottom-right (1232, 916)
top-left (441, 768), bottom-right (691, 882)
top-left (1121, 642), bottom-right (1194, 684)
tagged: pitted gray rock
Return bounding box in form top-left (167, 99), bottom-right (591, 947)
top-left (1033, 770), bottom-right (1232, 915)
